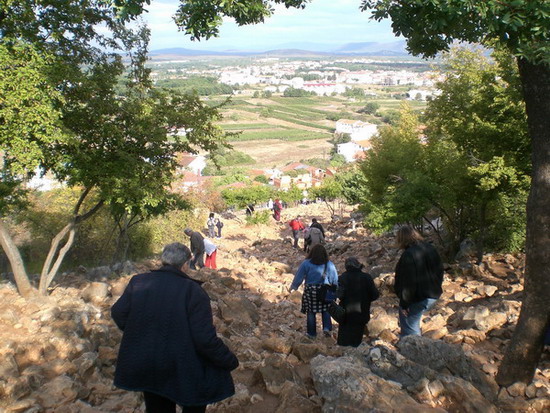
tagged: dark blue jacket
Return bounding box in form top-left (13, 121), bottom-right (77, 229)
top-left (112, 265), bottom-right (238, 406)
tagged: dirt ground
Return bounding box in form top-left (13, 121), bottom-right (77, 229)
top-left (230, 139), bottom-right (333, 167)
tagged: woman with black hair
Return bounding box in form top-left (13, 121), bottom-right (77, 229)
top-left (336, 257), bottom-right (379, 347)
top-left (289, 244), bottom-right (339, 338)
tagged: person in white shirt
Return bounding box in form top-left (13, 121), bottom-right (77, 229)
top-left (204, 238), bottom-right (218, 269)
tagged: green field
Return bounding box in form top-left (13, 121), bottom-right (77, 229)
top-left (229, 129), bottom-right (329, 142)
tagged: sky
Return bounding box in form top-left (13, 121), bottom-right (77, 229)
top-left (141, 0), bottom-right (401, 51)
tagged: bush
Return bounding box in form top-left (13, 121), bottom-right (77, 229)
top-left (245, 210), bottom-right (271, 225)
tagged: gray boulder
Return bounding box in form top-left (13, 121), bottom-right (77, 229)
top-left (397, 335), bottom-right (498, 401)
top-left (311, 355), bottom-right (442, 412)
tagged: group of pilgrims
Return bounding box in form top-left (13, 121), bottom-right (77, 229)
top-left (110, 211), bottom-right (444, 412)
top-left (288, 223), bottom-right (444, 347)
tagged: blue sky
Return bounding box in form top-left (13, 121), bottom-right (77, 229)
top-left (141, 0), bottom-right (401, 51)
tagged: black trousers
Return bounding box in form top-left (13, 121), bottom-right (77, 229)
top-left (144, 392), bottom-right (206, 413)
top-left (190, 252), bottom-right (205, 270)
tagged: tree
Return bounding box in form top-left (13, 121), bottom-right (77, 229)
top-left (358, 102), bottom-right (380, 115)
top-left (0, 9), bottom-right (229, 297)
top-left (360, 0), bottom-right (549, 385)
top-left (26, 0), bottom-right (550, 384)
top-left (343, 87), bottom-right (365, 99)
top-left (310, 177), bottom-right (344, 217)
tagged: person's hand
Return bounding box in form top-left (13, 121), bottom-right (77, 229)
top-left (400, 308), bottom-right (409, 317)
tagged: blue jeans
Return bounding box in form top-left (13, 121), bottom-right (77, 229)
top-left (307, 311), bottom-right (332, 337)
top-left (399, 298), bottom-right (437, 337)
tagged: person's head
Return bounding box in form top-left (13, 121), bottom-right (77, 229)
top-left (184, 228), bottom-right (193, 237)
top-left (307, 244), bottom-right (329, 265)
top-left (345, 257), bottom-right (364, 272)
top-left (311, 218), bottom-right (318, 224)
top-left (161, 242), bottom-right (191, 269)
top-left (396, 225), bottom-right (424, 249)
top-left (209, 212), bottom-right (214, 218)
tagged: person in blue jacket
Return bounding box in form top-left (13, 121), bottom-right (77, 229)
top-left (289, 244), bottom-right (339, 338)
top-left (112, 242), bottom-right (239, 413)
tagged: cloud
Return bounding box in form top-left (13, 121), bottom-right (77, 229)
top-left (143, 0), bottom-right (399, 50)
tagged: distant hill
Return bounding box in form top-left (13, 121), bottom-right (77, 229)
top-left (148, 41), bottom-right (410, 60)
top-left (334, 41), bottom-right (407, 54)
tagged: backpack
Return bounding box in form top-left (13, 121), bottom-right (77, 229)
top-left (217, 220), bottom-right (224, 228)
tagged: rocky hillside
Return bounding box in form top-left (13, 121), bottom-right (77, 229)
top-left (0, 203), bottom-right (549, 412)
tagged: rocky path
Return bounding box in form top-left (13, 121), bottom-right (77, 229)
top-left (0, 203), bottom-right (549, 412)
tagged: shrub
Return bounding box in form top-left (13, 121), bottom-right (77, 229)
top-left (245, 210), bottom-right (271, 225)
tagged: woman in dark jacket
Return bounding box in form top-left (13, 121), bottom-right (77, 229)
top-left (336, 257), bottom-right (380, 347)
top-left (394, 225), bottom-right (444, 337)
top-left (112, 243), bottom-right (238, 413)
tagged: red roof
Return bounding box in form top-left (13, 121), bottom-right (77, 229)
top-left (176, 152), bottom-right (200, 168)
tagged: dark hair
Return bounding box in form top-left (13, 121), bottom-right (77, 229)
top-left (311, 218), bottom-right (318, 223)
top-left (209, 212), bottom-right (214, 218)
top-left (396, 225), bottom-right (424, 249)
top-left (307, 244), bottom-right (329, 265)
top-left (345, 257), bottom-right (364, 271)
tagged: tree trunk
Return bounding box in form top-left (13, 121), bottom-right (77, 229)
top-left (38, 222), bottom-right (76, 295)
top-left (496, 58), bottom-right (550, 385)
top-left (475, 200), bottom-right (487, 265)
top-left (0, 220), bottom-right (36, 298)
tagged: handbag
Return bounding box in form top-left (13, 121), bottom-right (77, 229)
top-left (328, 301), bottom-right (346, 323)
top-left (318, 264), bottom-right (337, 303)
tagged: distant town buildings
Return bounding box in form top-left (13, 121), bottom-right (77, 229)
top-left (335, 119), bottom-right (379, 141)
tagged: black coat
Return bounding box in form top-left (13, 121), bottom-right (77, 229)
top-left (394, 241), bottom-right (444, 309)
top-left (336, 269), bottom-right (379, 347)
top-left (112, 266), bottom-right (239, 406)
top-left (310, 221), bottom-right (325, 237)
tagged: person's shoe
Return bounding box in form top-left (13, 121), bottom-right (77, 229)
top-left (323, 330), bottom-right (332, 338)
top-left (305, 334), bottom-right (316, 340)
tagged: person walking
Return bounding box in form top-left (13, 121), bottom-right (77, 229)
top-left (184, 228), bottom-right (205, 270)
top-left (394, 225), bottom-right (444, 337)
top-left (304, 224), bottom-right (324, 252)
top-left (272, 199), bottom-right (282, 221)
top-left (288, 216), bottom-right (305, 248)
top-left (289, 244), bottom-right (339, 338)
top-left (204, 238), bottom-right (218, 269)
top-left (336, 257), bottom-right (379, 347)
top-left (207, 213), bottom-right (216, 238)
top-left (111, 243), bottom-right (239, 413)
top-left (215, 217), bottom-right (224, 238)
top-left (310, 218), bottom-right (325, 237)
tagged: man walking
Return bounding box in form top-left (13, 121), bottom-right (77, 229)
top-left (112, 243), bottom-right (239, 413)
top-left (288, 216), bottom-right (305, 249)
top-left (184, 228), bottom-right (205, 270)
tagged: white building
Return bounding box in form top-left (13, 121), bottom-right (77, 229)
top-left (337, 140), bottom-right (371, 162)
top-left (302, 83), bottom-right (346, 95)
top-left (335, 120), bottom-right (379, 141)
top-left (176, 153), bottom-right (207, 176)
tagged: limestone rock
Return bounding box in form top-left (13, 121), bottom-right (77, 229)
top-left (397, 336), bottom-right (498, 401)
top-left (255, 354), bottom-right (303, 395)
top-left (311, 355), bottom-right (442, 412)
top-left (80, 282), bottom-right (110, 304)
top-left (368, 314), bottom-right (398, 338)
top-left (291, 342), bottom-right (324, 363)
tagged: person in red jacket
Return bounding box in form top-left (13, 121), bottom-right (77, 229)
top-left (273, 199), bottom-right (282, 221)
top-left (289, 216), bottom-right (305, 249)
